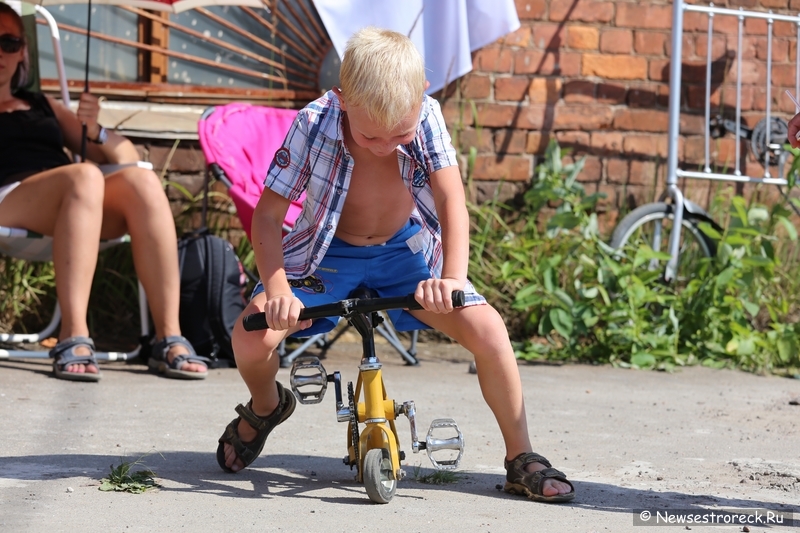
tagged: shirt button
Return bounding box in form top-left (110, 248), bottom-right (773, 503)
top-left (326, 224), bottom-right (332, 230)
top-left (313, 254), bottom-right (318, 260)
top-left (336, 187), bottom-right (343, 195)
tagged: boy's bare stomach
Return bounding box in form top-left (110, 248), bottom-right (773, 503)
top-left (335, 196), bottom-right (416, 246)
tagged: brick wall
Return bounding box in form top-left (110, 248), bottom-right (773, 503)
top-left (443, 0), bottom-right (800, 232)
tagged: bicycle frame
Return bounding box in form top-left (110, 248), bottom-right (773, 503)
top-left (243, 290), bottom-right (466, 503)
top-left (661, 1), bottom-right (800, 281)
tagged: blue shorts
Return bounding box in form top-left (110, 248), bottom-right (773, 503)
top-left (252, 221), bottom-right (484, 337)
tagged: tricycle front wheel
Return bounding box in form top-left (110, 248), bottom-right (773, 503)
top-left (363, 448), bottom-right (396, 504)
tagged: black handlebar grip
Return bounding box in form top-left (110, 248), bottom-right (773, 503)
top-left (242, 312), bottom-right (269, 332)
top-left (452, 290), bottom-right (465, 308)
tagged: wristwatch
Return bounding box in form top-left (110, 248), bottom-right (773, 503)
top-left (90, 126), bottom-right (108, 145)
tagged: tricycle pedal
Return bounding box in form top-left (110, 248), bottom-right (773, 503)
top-left (424, 418), bottom-right (465, 470)
top-left (289, 355), bottom-right (330, 404)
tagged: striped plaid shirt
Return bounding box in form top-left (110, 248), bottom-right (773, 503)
top-left (264, 90), bottom-right (459, 281)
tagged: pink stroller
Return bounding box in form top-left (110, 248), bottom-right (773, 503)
top-left (197, 102), bottom-right (419, 366)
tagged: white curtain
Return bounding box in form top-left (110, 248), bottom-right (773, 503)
top-left (312, 0), bottom-right (520, 94)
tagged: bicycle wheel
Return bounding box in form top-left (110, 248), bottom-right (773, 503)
top-left (610, 202), bottom-right (716, 283)
top-left (363, 448), bottom-right (396, 504)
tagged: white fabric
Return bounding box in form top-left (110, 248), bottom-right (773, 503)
top-left (312, 0), bottom-right (520, 94)
top-left (0, 182), bottom-right (21, 208)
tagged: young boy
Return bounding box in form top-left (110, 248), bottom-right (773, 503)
top-left (216, 26), bottom-right (574, 503)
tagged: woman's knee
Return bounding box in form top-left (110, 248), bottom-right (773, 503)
top-left (64, 163), bottom-right (105, 205)
top-left (111, 168), bottom-right (167, 207)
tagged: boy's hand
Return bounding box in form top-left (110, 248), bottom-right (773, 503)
top-left (414, 278), bottom-right (465, 314)
top-left (789, 111), bottom-right (800, 149)
top-left (264, 294), bottom-right (312, 331)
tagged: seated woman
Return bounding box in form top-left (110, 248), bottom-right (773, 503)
top-left (0, 3), bottom-right (208, 382)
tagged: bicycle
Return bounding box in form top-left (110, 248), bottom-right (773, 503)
top-left (242, 288), bottom-right (467, 504)
top-left (609, 1), bottom-right (800, 284)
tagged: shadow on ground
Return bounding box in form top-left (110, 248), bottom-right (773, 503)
top-left (1, 452), bottom-right (796, 525)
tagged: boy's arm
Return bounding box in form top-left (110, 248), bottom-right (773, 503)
top-left (251, 187), bottom-right (309, 331)
top-left (415, 164), bottom-right (469, 313)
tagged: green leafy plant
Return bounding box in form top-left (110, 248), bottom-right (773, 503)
top-left (99, 453), bottom-right (161, 494)
top-left (412, 465), bottom-right (461, 485)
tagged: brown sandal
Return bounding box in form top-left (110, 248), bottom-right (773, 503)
top-left (504, 452), bottom-right (575, 503)
top-left (216, 381), bottom-right (297, 473)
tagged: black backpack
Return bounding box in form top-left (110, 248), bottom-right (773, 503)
top-left (177, 228), bottom-right (247, 368)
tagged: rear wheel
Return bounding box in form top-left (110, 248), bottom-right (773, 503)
top-left (363, 448), bottom-right (396, 504)
top-left (610, 202), bottom-right (716, 284)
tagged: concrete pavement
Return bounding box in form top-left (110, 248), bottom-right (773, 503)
top-left (1, 340), bottom-right (799, 532)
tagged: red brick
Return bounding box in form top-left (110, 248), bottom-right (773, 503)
top-left (553, 104), bottom-right (614, 130)
top-left (708, 15), bottom-right (739, 35)
top-left (744, 17), bottom-right (768, 36)
top-left (567, 26), bottom-right (599, 50)
top-left (148, 145), bottom-right (205, 173)
top-left (683, 11), bottom-right (709, 33)
top-left (563, 80), bottom-right (595, 103)
top-left (680, 114), bottom-right (706, 137)
top-left (494, 129), bottom-right (529, 154)
top-left (682, 135), bottom-right (707, 165)
top-left (760, 0), bottom-right (789, 8)
top-left (730, 60), bottom-right (767, 85)
top-left (442, 100), bottom-right (469, 126)
top-left (554, 130), bottom-right (591, 149)
top-left (472, 47), bottom-right (514, 73)
top-left (562, 154), bottom-right (601, 183)
top-left (771, 64), bottom-right (797, 86)
top-left (606, 158), bottom-right (629, 184)
top-left (552, 0), bottom-right (614, 23)
top-left (455, 128), bottom-right (494, 154)
top-left (495, 77), bottom-right (532, 101)
top-left (514, 50), bottom-right (581, 76)
top-left (476, 103), bottom-right (550, 130)
top-left (629, 160), bottom-right (658, 187)
top-left (532, 23), bottom-right (566, 50)
top-left (665, 34), bottom-right (695, 60)
top-left (590, 131), bottom-right (624, 153)
top-left (774, 21), bottom-right (795, 38)
top-left (791, 0), bottom-right (800, 9)
top-left (694, 34), bottom-right (729, 61)
top-left (472, 155), bottom-right (532, 181)
top-left (634, 31), bottom-right (666, 56)
top-left (526, 132), bottom-right (548, 153)
top-left (648, 58), bottom-right (670, 82)
top-left (622, 134), bottom-right (670, 158)
top-left (595, 183), bottom-right (621, 211)
top-left (515, 0), bottom-right (546, 20)
top-left (600, 28), bottom-right (633, 54)
top-left (528, 77), bottom-right (563, 104)
top-left (583, 54), bottom-right (648, 80)
top-left (460, 75), bottom-right (491, 100)
top-left (615, 4), bottom-right (673, 30)
top-left (504, 26), bottom-right (533, 47)
top-left (613, 109), bottom-right (669, 132)
top-left (627, 83), bottom-right (658, 108)
top-left (597, 83), bottom-right (627, 104)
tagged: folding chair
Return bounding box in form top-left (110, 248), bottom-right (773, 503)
top-left (197, 102), bottom-right (420, 367)
top-left (0, 1), bottom-right (150, 362)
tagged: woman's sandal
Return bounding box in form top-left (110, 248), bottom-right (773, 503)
top-left (147, 335), bottom-right (210, 380)
top-left (504, 452), bottom-right (576, 503)
top-left (216, 381), bottom-right (297, 473)
top-left (50, 336), bottom-right (102, 382)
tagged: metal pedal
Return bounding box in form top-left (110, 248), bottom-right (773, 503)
top-left (289, 355), bottom-right (329, 404)
top-left (424, 418), bottom-right (465, 470)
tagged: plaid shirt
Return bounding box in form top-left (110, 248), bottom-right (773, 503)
top-left (264, 91), bottom-right (459, 280)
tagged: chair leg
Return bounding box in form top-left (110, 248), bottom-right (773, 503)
top-left (0, 281), bottom-right (148, 362)
top-left (375, 312), bottom-right (419, 365)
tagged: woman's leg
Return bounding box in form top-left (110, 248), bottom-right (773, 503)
top-left (99, 166), bottom-right (204, 373)
top-left (0, 164), bottom-right (105, 375)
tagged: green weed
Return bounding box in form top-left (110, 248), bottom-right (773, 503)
top-left (99, 453), bottom-right (161, 494)
top-left (412, 465), bottom-right (461, 485)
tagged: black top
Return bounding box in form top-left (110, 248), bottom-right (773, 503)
top-left (0, 90), bottom-right (72, 187)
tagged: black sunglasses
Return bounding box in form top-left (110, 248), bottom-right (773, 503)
top-left (0, 34), bottom-right (23, 54)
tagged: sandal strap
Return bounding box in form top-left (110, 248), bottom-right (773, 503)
top-left (50, 336), bottom-right (97, 368)
top-left (505, 452), bottom-right (552, 472)
top-left (151, 335), bottom-right (210, 370)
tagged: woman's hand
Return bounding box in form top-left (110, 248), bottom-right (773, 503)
top-left (75, 92), bottom-right (103, 141)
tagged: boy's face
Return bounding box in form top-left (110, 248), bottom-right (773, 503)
top-left (335, 88), bottom-right (420, 158)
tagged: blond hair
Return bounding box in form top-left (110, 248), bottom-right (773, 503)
top-left (339, 26), bottom-right (426, 129)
